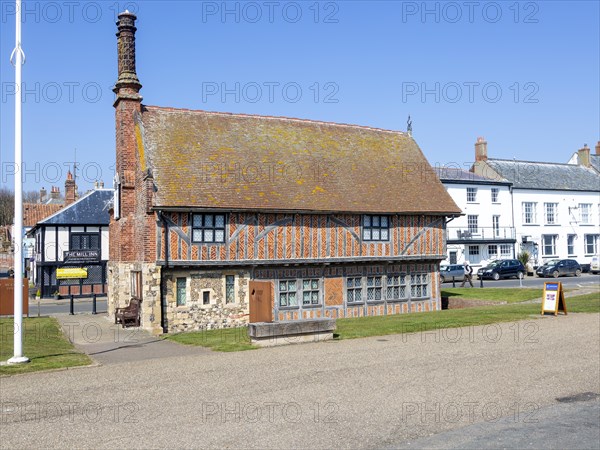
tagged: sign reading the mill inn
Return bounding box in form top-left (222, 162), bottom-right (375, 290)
top-left (63, 250), bottom-right (100, 265)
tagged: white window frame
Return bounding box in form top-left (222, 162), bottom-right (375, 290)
top-left (492, 215), bottom-right (500, 237)
top-left (542, 234), bottom-right (558, 256)
top-left (467, 187), bottom-right (477, 203)
top-left (579, 204), bottom-right (592, 224)
top-left (522, 202), bottom-right (537, 224)
top-left (467, 215), bottom-right (478, 234)
top-left (491, 188), bottom-right (499, 203)
top-left (468, 245), bottom-right (480, 257)
top-left (584, 234), bottom-right (598, 255)
top-left (500, 244), bottom-right (512, 257)
top-left (544, 203), bottom-right (558, 225)
top-left (567, 235), bottom-right (576, 256)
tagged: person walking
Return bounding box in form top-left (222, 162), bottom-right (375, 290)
top-left (461, 260), bottom-right (474, 287)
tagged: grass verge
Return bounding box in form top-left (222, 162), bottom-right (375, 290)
top-left (335, 292), bottom-right (599, 340)
top-left (165, 292), bottom-right (599, 351)
top-left (0, 317), bottom-right (91, 376)
top-left (441, 287), bottom-right (542, 303)
top-left (165, 326), bottom-right (257, 352)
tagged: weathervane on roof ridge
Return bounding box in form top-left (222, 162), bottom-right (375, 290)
top-left (407, 115), bottom-right (412, 137)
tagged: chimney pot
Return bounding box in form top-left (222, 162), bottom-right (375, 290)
top-left (475, 137), bottom-right (488, 162)
top-left (595, 141), bottom-right (600, 156)
top-left (577, 144), bottom-right (591, 168)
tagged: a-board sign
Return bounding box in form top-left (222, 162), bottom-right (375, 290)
top-left (541, 282), bottom-right (567, 315)
top-left (56, 268), bottom-right (88, 279)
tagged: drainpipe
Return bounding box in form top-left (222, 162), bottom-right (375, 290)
top-left (509, 185), bottom-right (516, 258)
top-left (158, 211), bottom-right (169, 333)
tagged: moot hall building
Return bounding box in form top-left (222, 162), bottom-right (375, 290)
top-left (108, 12), bottom-right (461, 334)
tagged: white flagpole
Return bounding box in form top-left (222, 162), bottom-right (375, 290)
top-left (8, 0), bottom-right (29, 364)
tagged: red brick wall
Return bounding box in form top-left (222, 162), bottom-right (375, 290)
top-left (158, 212), bottom-right (445, 263)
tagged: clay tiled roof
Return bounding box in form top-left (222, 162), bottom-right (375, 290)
top-left (139, 107), bottom-right (461, 215)
top-left (23, 203), bottom-right (63, 227)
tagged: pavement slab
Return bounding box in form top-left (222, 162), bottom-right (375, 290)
top-left (53, 313), bottom-right (211, 365)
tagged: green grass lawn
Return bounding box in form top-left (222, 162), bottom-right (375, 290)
top-left (441, 287), bottom-right (542, 303)
top-left (164, 292), bottom-right (599, 351)
top-left (165, 326), bottom-right (257, 352)
top-left (0, 317), bottom-right (91, 376)
top-left (335, 292), bottom-right (599, 340)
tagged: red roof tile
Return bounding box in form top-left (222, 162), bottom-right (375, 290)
top-left (23, 203), bottom-right (63, 227)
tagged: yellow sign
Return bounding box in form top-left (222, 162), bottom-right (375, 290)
top-left (56, 268), bottom-right (88, 279)
top-left (541, 281), bottom-right (567, 316)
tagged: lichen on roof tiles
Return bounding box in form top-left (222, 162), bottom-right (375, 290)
top-left (139, 106), bottom-right (461, 214)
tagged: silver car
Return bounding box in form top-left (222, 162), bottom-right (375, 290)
top-left (440, 264), bottom-right (464, 283)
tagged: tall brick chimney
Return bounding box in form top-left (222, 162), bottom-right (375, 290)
top-left (595, 141), bottom-right (600, 156)
top-left (112, 10), bottom-right (143, 263)
top-left (577, 144), bottom-right (591, 167)
top-left (65, 170), bottom-right (76, 205)
top-left (475, 137), bottom-right (488, 162)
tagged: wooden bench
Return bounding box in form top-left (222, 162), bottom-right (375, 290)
top-left (115, 298), bottom-right (141, 328)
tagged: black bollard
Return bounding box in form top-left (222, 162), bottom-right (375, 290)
top-left (92, 294), bottom-right (97, 315)
top-left (479, 276), bottom-right (484, 288)
top-left (452, 277), bottom-right (456, 288)
top-left (69, 294), bottom-right (74, 315)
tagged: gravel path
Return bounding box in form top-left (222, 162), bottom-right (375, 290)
top-left (1, 311), bottom-right (599, 449)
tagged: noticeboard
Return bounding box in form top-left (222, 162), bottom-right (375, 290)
top-left (56, 268), bottom-right (88, 280)
top-left (541, 282), bottom-right (567, 316)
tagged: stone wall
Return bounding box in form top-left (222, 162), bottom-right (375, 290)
top-left (107, 261), bottom-right (162, 335)
top-left (163, 269), bottom-right (250, 333)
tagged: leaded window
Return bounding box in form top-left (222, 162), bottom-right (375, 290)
top-left (366, 276), bottom-right (383, 302)
top-left (192, 214), bottom-right (226, 243)
top-left (176, 278), bottom-right (186, 306)
top-left (410, 273), bottom-right (428, 299)
top-left (302, 279), bottom-right (320, 305)
top-left (225, 275), bottom-right (235, 304)
top-left (346, 277), bottom-right (363, 303)
top-left (386, 274), bottom-right (408, 301)
top-left (279, 280), bottom-right (297, 307)
top-left (362, 215), bottom-right (390, 241)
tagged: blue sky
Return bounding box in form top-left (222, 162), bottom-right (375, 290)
top-left (1, 0), bottom-right (598, 192)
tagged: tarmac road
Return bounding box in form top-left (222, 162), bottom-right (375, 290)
top-left (1, 312), bottom-right (599, 449)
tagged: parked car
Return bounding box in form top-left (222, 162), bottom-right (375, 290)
top-left (591, 256), bottom-right (599, 275)
top-left (440, 264), bottom-right (464, 283)
top-left (536, 259), bottom-right (581, 278)
top-left (477, 259), bottom-right (525, 280)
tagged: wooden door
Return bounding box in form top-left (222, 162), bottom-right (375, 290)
top-left (249, 281), bottom-right (273, 323)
